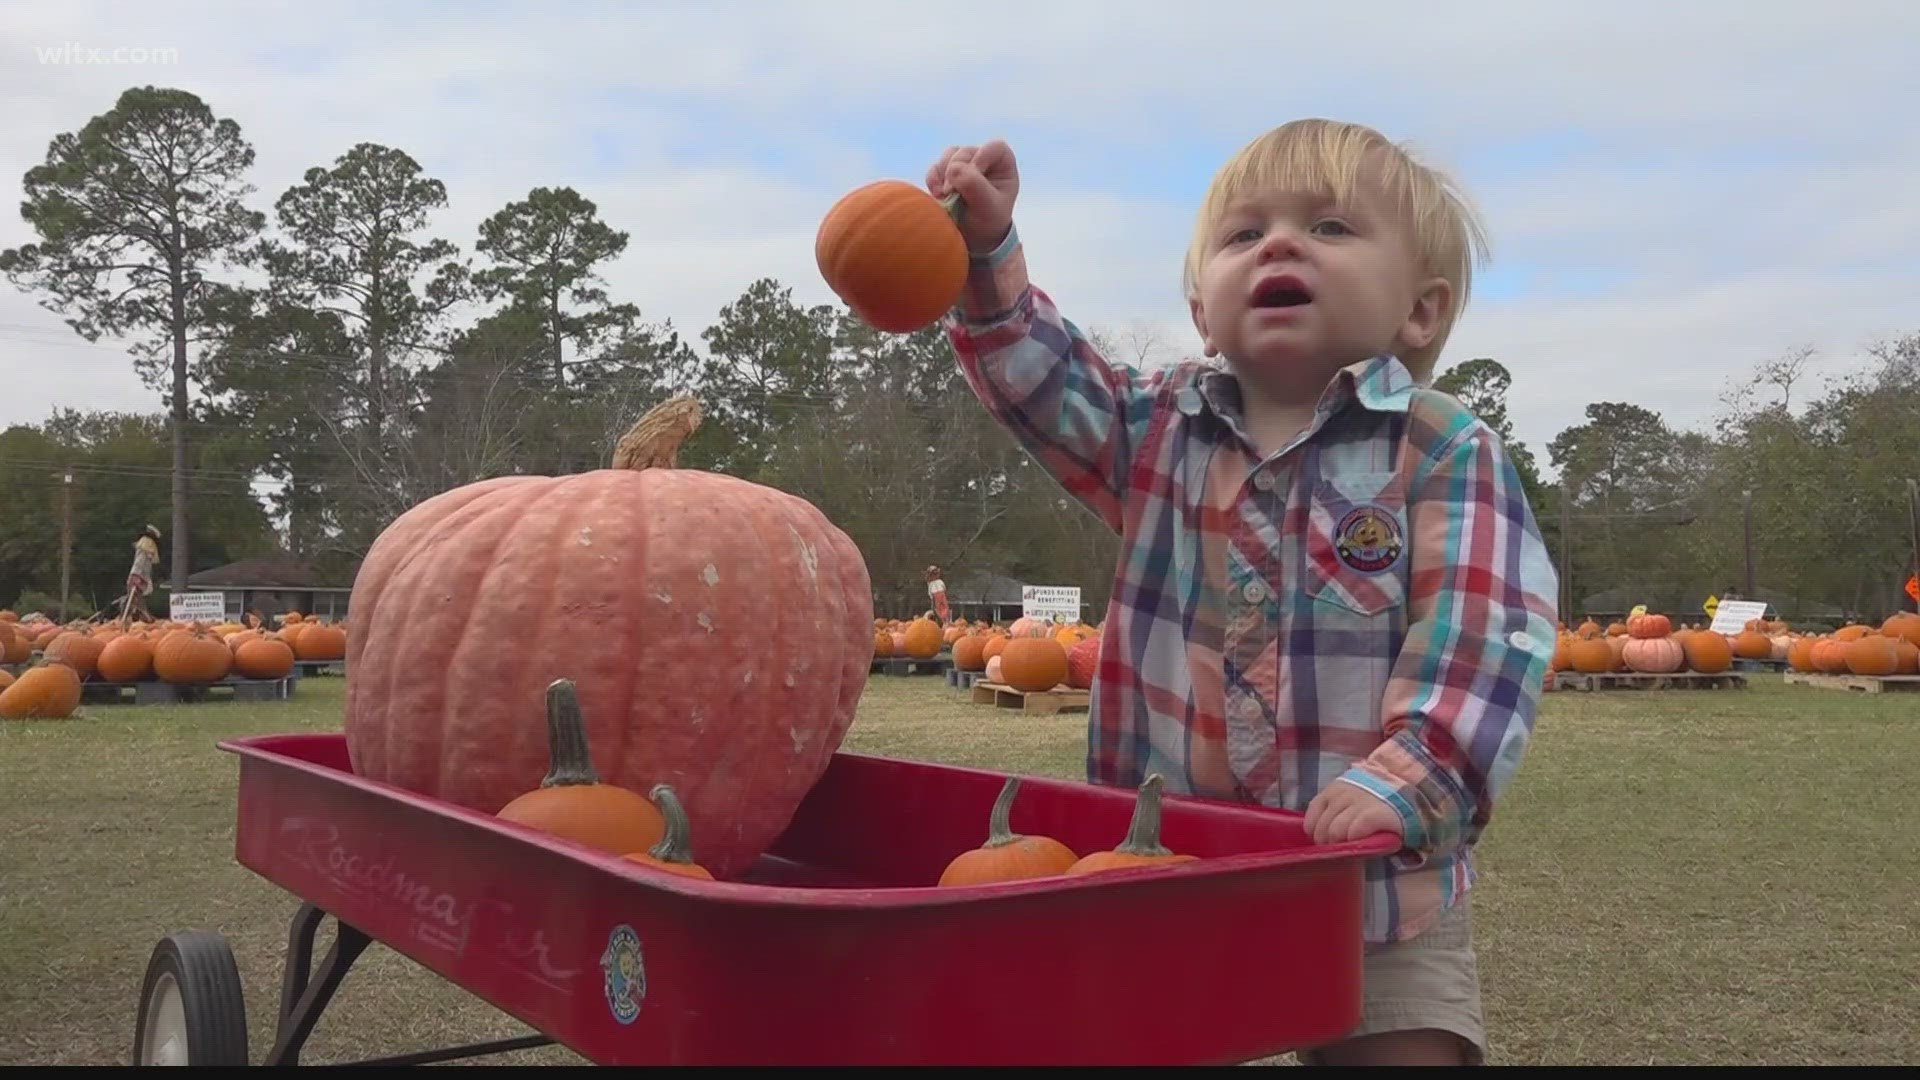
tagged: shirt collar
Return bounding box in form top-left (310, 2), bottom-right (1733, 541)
top-left (1192, 353), bottom-right (1417, 424)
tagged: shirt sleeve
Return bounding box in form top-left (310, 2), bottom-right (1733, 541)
top-left (942, 223), bottom-right (1173, 533)
top-left (1334, 421), bottom-right (1560, 866)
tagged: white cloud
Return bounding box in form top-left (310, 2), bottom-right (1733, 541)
top-left (2, 0), bottom-right (1916, 490)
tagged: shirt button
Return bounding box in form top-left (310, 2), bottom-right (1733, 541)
top-left (1509, 630), bottom-right (1535, 651)
top-left (1176, 388), bottom-right (1203, 416)
top-left (1242, 581), bottom-right (1267, 604)
top-left (1253, 470), bottom-right (1275, 492)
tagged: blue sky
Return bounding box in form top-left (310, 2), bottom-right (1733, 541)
top-left (3, 0), bottom-right (1918, 473)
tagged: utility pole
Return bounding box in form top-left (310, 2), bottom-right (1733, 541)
top-left (1742, 487), bottom-right (1756, 599)
top-left (1906, 478), bottom-right (1919, 613)
top-left (1559, 479), bottom-right (1573, 621)
top-left (56, 467), bottom-right (74, 622)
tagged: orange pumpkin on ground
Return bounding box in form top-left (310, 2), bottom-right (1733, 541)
top-left (294, 623), bottom-right (347, 661)
top-left (952, 633), bottom-right (989, 672)
top-left (1732, 630), bottom-right (1773, 660)
top-left (1844, 636), bottom-right (1898, 677)
top-left (999, 637), bottom-right (1068, 693)
top-left (939, 776), bottom-right (1079, 886)
top-left (901, 617), bottom-right (943, 660)
top-left (154, 626), bottom-right (233, 684)
top-left (815, 179), bottom-right (968, 333)
top-left (234, 637), bottom-right (296, 680)
top-left (1066, 774), bottom-right (1199, 876)
top-left (1627, 614), bottom-right (1671, 639)
top-left (499, 680), bottom-right (665, 857)
top-left (343, 395), bottom-right (873, 881)
top-left (97, 635), bottom-right (155, 682)
top-left (621, 785), bottom-right (713, 880)
top-left (1567, 637), bottom-right (1613, 674)
top-left (0, 664), bottom-right (82, 720)
top-left (1810, 638), bottom-right (1851, 674)
top-left (1892, 638), bottom-right (1920, 675)
top-left (1785, 636), bottom-right (1815, 672)
top-left (1683, 632), bottom-right (1732, 674)
top-left (44, 631), bottom-right (104, 679)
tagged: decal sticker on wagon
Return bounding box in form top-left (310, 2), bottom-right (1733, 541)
top-left (601, 924), bottom-right (645, 1024)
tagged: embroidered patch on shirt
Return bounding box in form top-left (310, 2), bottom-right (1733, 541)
top-left (1334, 505), bottom-right (1405, 574)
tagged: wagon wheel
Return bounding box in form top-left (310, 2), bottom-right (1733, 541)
top-left (132, 931), bottom-right (249, 1066)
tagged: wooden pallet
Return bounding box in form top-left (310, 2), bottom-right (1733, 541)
top-left (870, 655), bottom-right (951, 677)
top-left (1782, 671), bottom-right (1920, 694)
top-left (970, 681), bottom-right (1091, 716)
top-left (1553, 671), bottom-right (1747, 692)
top-left (80, 676), bottom-right (296, 705)
top-left (945, 667), bottom-right (991, 690)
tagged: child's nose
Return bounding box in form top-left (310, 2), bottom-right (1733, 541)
top-left (1256, 227), bottom-right (1305, 262)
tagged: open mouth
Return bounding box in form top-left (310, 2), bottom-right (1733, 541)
top-left (1251, 275), bottom-right (1313, 308)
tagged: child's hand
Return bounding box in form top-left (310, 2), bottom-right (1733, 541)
top-left (926, 139), bottom-right (1019, 255)
top-left (1304, 782), bottom-right (1403, 845)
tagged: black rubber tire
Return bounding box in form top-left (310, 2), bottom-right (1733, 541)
top-left (132, 931), bottom-right (249, 1066)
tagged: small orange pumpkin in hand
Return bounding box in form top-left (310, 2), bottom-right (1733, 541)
top-left (1066, 773), bottom-right (1199, 876)
top-left (815, 179), bottom-right (968, 333)
top-left (497, 679), bottom-right (666, 857)
top-left (939, 776), bottom-right (1079, 886)
top-left (622, 784), bottom-right (714, 880)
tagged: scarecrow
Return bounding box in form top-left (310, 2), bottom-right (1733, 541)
top-left (120, 524), bottom-right (162, 629)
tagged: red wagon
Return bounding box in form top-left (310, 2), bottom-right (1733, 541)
top-left (132, 731), bottom-right (1398, 1066)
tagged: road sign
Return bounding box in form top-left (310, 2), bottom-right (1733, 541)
top-left (1702, 594), bottom-right (1719, 616)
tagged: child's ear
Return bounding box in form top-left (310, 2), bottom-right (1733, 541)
top-left (1189, 295), bottom-right (1219, 357)
top-left (1397, 276), bottom-right (1452, 353)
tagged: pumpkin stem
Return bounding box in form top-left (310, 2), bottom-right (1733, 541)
top-left (981, 776), bottom-right (1027, 849)
top-left (938, 191), bottom-right (964, 222)
top-left (539, 679), bottom-right (603, 788)
top-left (610, 394), bottom-right (704, 472)
top-left (1113, 773), bottom-right (1174, 857)
top-left (645, 784), bottom-right (699, 865)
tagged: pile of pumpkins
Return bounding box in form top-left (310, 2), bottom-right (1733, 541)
top-left (945, 616), bottom-right (1102, 694)
top-left (0, 609), bottom-right (347, 720)
top-left (1546, 612), bottom-right (1920, 684)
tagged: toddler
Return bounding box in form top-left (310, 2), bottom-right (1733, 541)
top-left (929, 119), bottom-right (1560, 1065)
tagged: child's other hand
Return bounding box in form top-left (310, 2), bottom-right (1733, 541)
top-left (1304, 782), bottom-right (1402, 845)
top-left (927, 139), bottom-right (1019, 254)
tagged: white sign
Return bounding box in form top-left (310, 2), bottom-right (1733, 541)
top-left (1707, 599), bottom-right (1770, 636)
top-left (1021, 585), bottom-right (1081, 625)
top-left (169, 591), bottom-right (227, 624)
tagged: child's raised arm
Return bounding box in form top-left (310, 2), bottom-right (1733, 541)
top-left (943, 230), bottom-right (1174, 534)
top-left (929, 140), bottom-right (1174, 534)
top-left (1333, 411), bottom-right (1560, 865)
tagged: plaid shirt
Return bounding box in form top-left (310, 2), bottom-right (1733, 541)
top-left (943, 225), bottom-right (1560, 945)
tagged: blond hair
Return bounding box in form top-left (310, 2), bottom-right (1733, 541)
top-left (1182, 119), bottom-right (1490, 380)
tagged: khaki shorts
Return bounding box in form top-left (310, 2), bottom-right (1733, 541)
top-left (1295, 894), bottom-right (1487, 1065)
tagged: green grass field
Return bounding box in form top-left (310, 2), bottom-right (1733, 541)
top-left (1, 673), bottom-right (1914, 1066)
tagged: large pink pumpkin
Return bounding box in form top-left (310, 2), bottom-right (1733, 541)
top-left (1622, 636), bottom-right (1684, 674)
top-left (342, 396), bottom-right (874, 880)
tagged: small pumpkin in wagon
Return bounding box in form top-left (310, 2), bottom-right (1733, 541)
top-left (621, 784), bottom-right (713, 881)
top-left (939, 776), bottom-right (1079, 886)
top-left (1066, 773), bottom-right (1199, 876)
top-left (497, 679), bottom-right (665, 857)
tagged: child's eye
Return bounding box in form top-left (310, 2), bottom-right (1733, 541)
top-left (1226, 226), bottom-right (1261, 245)
top-left (1311, 219), bottom-right (1353, 237)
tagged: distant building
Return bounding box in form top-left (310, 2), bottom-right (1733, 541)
top-left (164, 556), bottom-right (357, 623)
